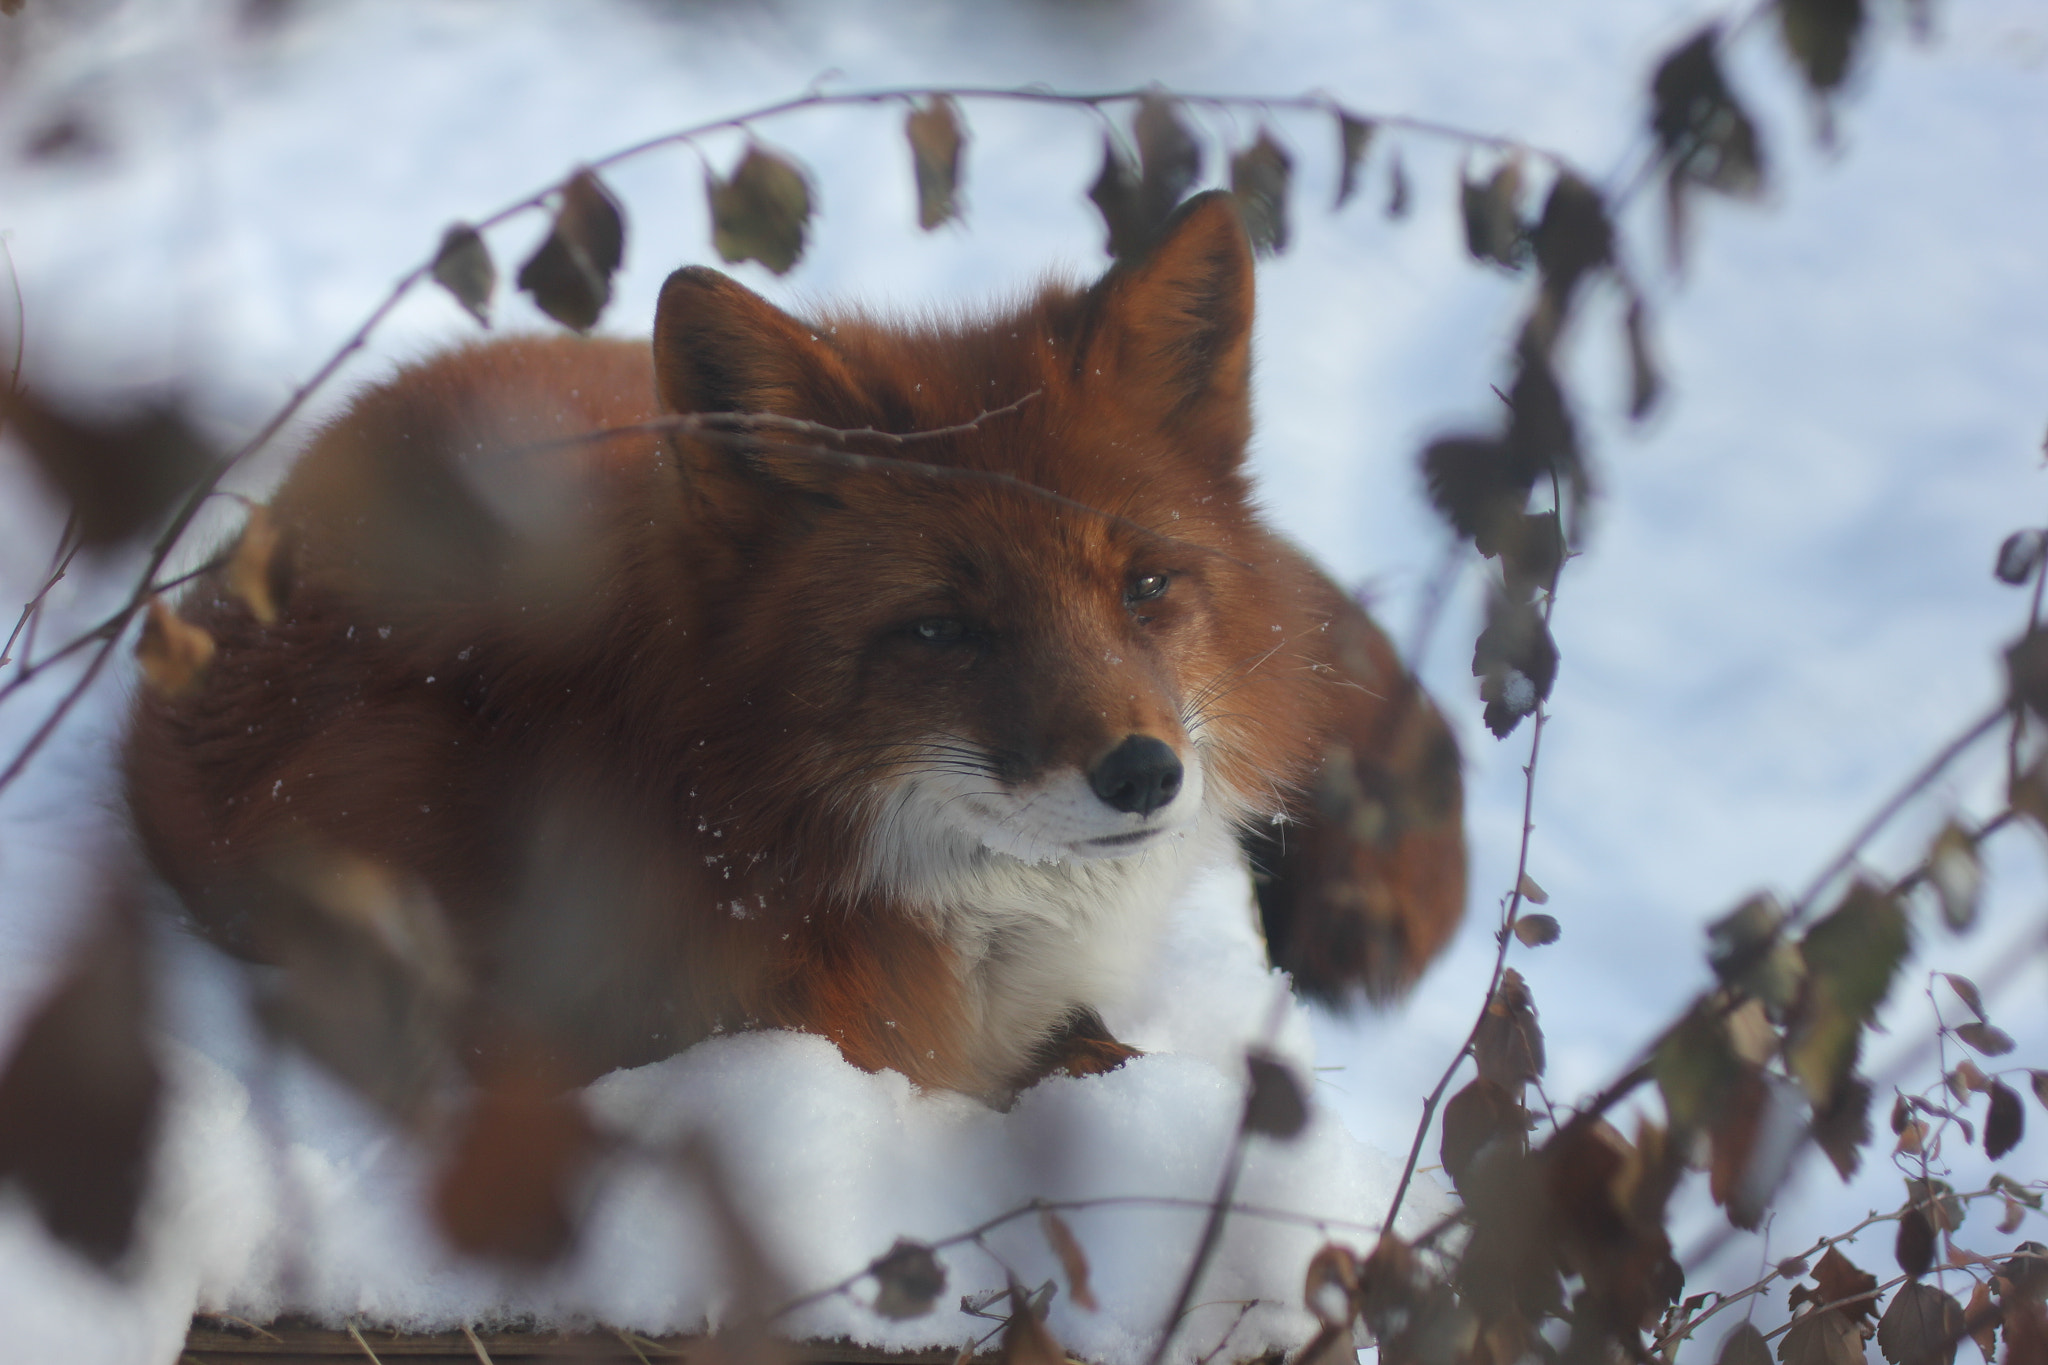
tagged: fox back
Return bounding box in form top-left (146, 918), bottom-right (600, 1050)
top-left (125, 193), bottom-right (1466, 1103)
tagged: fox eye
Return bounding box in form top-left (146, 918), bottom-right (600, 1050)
top-left (912, 617), bottom-right (968, 643)
top-left (1126, 573), bottom-right (1170, 605)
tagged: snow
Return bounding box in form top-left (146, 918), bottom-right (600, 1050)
top-left (2, 0), bottom-right (2048, 1361)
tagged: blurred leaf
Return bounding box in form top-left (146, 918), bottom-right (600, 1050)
top-left (432, 1047), bottom-right (593, 1263)
top-left (1625, 294), bottom-right (1665, 421)
top-left (1514, 913), bottom-right (1561, 947)
top-left (2009, 757), bottom-right (2048, 834)
top-left (1038, 1211), bottom-right (1096, 1313)
top-left (0, 894), bottom-right (160, 1267)
top-left (998, 1278), bottom-right (1065, 1365)
top-left (708, 147), bottom-right (811, 277)
top-left (1, 387), bottom-right (213, 545)
top-left (1440, 1077), bottom-right (1526, 1195)
top-left (1386, 147), bottom-right (1410, 219)
top-left (1996, 530), bottom-right (2047, 586)
top-left (1515, 873), bottom-right (1549, 906)
top-left (1878, 1281), bottom-right (1964, 1365)
top-left (1474, 967), bottom-right (1545, 1091)
top-left (1964, 1281), bottom-right (1998, 1362)
top-left (1928, 824), bottom-right (1982, 932)
top-left (1779, 1309), bottom-right (1864, 1365)
top-left (224, 504), bottom-right (292, 626)
top-left (1951, 1060), bottom-right (1991, 1096)
top-left (1295, 1322), bottom-right (1355, 1365)
top-left (1334, 110), bottom-right (1375, 208)
top-left (431, 223), bottom-right (496, 327)
top-left (1992, 1173), bottom-right (2042, 1209)
top-left (1897, 1206), bottom-right (1936, 1278)
top-left (2033, 1071), bottom-right (2048, 1109)
top-left (1812, 1075), bottom-right (1871, 1180)
top-left (1230, 129), bottom-right (1293, 256)
top-left (137, 595), bottom-right (216, 699)
top-left (1304, 1242), bottom-right (1360, 1326)
top-left (906, 96), bottom-right (965, 231)
top-left (1531, 172), bottom-right (1613, 306)
top-left (1957, 1022), bottom-right (2016, 1057)
top-left (1087, 138), bottom-right (1145, 260)
top-left (1779, 1256), bottom-right (1812, 1279)
top-left (1941, 973), bottom-right (1988, 1023)
top-left (518, 169), bottom-right (626, 330)
top-left (1780, 0), bottom-right (1867, 98)
top-left (242, 849), bottom-right (464, 1123)
top-left (1805, 1247), bottom-right (1882, 1327)
top-left (1987, 1081), bottom-right (2025, 1159)
top-left (1710, 1068), bottom-right (1803, 1230)
top-left (1460, 160), bottom-right (1526, 269)
top-left (1720, 1321), bottom-right (1773, 1365)
top-left (1133, 91), bottom-right (1203, 227)
top-left (1473, 590), bottom-right (1558, 739)
top-left (1244, 1048), bottom-right (1310, 1139)
top-left (2005, 1194), bottom-right (2029, 1235)
top-left (1506, 351), bottom-right (1585, 506)
top-left (1651, 26), bottom-right (1767, 199)
top-left (1905, 1177), bottom-right (1966, 1234)
top-left (1421, 435), bottom-right (1530, 550)
top-left (2007, 630), bottom-right (2048, 723)
top-left (1500, 511), bottom-right (1566, 602)
top-left (871, 1238), bottom-right (947, 1319)
top-left (1708, 893), bottom-right (1806, 1019)
top-left (1788, 882), bottom-right (1908, 1104)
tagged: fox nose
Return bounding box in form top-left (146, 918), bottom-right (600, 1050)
top-left (1089, 735), bottom-right (1185, 816)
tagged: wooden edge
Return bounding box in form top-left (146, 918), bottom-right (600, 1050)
top-left (185, 1317), bottom-right (989, 1364)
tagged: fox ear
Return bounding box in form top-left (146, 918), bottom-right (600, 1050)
top-left (653, 266), bottom-right (856, 419)
top-left (1081, 190), bottom-right (1255, 465)
top-left (652, 266), bottom-right (861, 504)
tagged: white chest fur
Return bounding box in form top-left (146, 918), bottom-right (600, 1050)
top-left (858, 767), bottom-right (1239, 1095)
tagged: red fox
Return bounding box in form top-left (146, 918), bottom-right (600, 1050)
top-left (124, 192), bottom-right (1465, 1105)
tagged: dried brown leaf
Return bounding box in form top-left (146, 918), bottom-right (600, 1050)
top-left (1229, 128), bottom-right (1293, 256)
top-left (708, 147), bottom-right (811, 277)
top-left (1997, 530), bottom-right (2047, 587)
top-left (1473, 967), bottom-right (1544, 1091)
top-left (1988, 1082), bottom-right (2025, 1159)
top-left (1941, 974), bottom-right (1988, 1023)
top-left (1964, 1280), bottom-right (1999, 1361)
top-left (1780, 0), bottom-right (1868, 99)
top-left (2, 388), bottom-right (213, 545)
top-left (1957, 1022), bottom-right (2016, 1058)
top-left (431, 223), bottom-right (496, 326)
top-left (1440, 1076), bottom-right (1526, 1195)
top-left (516, 169), bottom-right (625, 332)
top-left (1460, 159), bottom-right (1526, 268)
top-left (1304, 1242), bottom-right (1360, 1327)
top-left (1244, 1048), bottom-right (1310, 1139)
top-left (1720, 1321), bottom-right (1773, 1365)
top-left (0, 894), bottom-right (160, 1266)
top-left (1513, 913), bottom-right (1561, 947)
top-left (1710, 1068), bottom-right (1803, 1230)
top-left (1515, 873), bottom-right (1550, 906)
top-left (1334, 110), bottom-right (1375, 209)
top-left (1812, 1075), bottom-right (1871, 1180)
top-left (1779, 1309), bottom-right (1865, 1365)
top-left (137, 595), bottom-right (216, 698)
top-left (1928, 825), bottom-right (1983, 932)
top-left (224, 504), bottom-right (292, 626)
top-left (1037, 1210), bottom-right (1096, 1313)
top-left (1897, 1207), bottom-right (1936, 1278)
top-left (1878, 1281), bottom-right (1964, 1365)
top-left (906, 97), bottom-right (965, 231)
top-left (1531, 172), bottom-right (1613, 305)
top-left (431, 1047), bottom-right (594, 1262)
top-left (871, 1238), bottom-right (947, 1319)
top-left (2032, 1071), bottom-right (2048, 1109)
top-left (1472, 590), bottom-right (1559, 740)
top-left (1905, 1178), bottom-right (1967, 1234)
top-left (998, 1280), bottom-right (1065, 1365)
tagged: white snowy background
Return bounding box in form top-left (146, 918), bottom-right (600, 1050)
top-left (0, 0), bottom-right (2045, 1362)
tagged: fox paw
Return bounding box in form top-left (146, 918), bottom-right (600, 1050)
top-left (1015, 1007), bottom-right (1142, 1090)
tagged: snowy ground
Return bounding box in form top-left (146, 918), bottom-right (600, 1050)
top-left (1, 1), bottom-right (2046, 1362)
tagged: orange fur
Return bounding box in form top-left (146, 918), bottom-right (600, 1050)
top-left (124, 193), bottom-right (1465, 1101)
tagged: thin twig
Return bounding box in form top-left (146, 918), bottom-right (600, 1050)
top-left (1384, 578), bottom-right (1559, 1230)
top-left (1141, 1129), bottom-right (1255, 1365)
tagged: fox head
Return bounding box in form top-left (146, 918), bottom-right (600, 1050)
top-left (651, 192), bottom-right (1327, 903)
